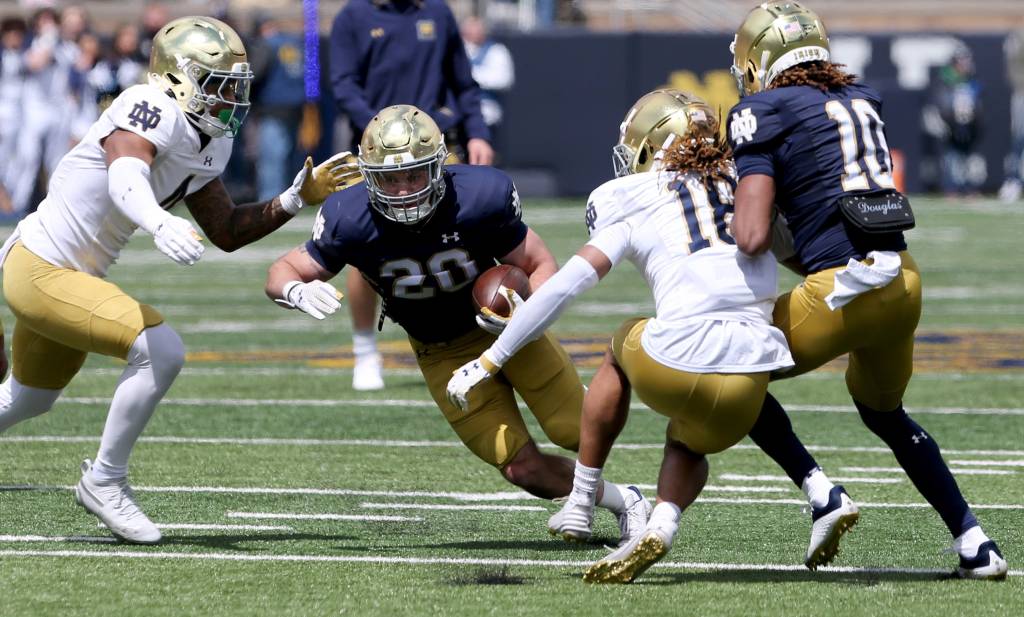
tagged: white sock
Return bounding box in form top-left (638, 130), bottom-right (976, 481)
top-left (648, 501), bottom-right (681, 543)
top-left (953, 525), bottom-right (989, 558)
top-left (92, 324), bottom-right (184, 484)
top-left (802, 467), bottom-right (835, 509)
top-left (597, 481), bottom-right (626, 514)
top-left (569, 461), bottom-right (601, 506)
top-left (353, 329), bottom-right (378, 359)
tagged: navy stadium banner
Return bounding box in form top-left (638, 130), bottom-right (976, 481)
top-left (323, 32), bottom-right (1011, 197)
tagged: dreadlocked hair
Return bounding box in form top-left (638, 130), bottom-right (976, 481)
top-left (770, 61), bottom-right (856, 92)
top-left (661, 133), bottom-right (733, 188)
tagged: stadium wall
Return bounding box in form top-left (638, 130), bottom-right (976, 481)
top-left (481, 31), bottom-right (1011, 196)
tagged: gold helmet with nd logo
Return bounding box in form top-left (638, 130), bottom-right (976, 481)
top-left (730, 1), bottom-right (830, 97)
top-left (148, 16), bottom-right (253, 137)
top-left (358, 104), bottom-right (448, 224)
top-left (612, 89), bottom-right (719, 178)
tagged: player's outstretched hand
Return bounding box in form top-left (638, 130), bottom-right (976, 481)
top-left (153, 216), bottom-right (204, 266)
top-left (281, 152), bottom-right (362, 214)
top-left (446, 353), bottom-right (500, 412)
top-left (279, 280), bottom-right (343, 320)
top-left (474, 286), bottom-right (525, 335)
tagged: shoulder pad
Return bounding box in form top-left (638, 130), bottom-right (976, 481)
top-left (110, 84), bottom-right (184, 151)
top-left (726, 96), bottom-right (786, 150)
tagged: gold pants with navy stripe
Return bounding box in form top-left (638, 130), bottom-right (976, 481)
top-left (772, 251), bottom-right (921, 411)
top-left (412, 328), bottom-right (583, 468)
top-left (2, 241), bottom-right (164, 389)
top-left (612, 318), bottom-right (769, 455)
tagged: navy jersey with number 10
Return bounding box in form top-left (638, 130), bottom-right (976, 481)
top-left (306, 164), bottom-right (526, 343)
top-left (726, 83), bottom-right (907, 273)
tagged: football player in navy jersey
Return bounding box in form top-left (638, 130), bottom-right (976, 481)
top-left (265, 104), bottom-right (651, 545)
top-left (726, 2), bottom-right (1006, 579)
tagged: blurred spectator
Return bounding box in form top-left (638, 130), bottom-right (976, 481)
top-left (999, 29), bottom-right (1024, 203)
top-left (461, 15), bottom-right (513, 157)
top-left (922, 44), bottom-right (984, 197)
top-left (138, 2), bottom-right (169, 60)
top-left (68, 30), bottom-right (100, 144)
top-left (0, 16), bottom-right (27, 215)
top-left (6, 5), bottom-right (86, 216)
top-left (88, 23), bottom-right (144, 111)
top-left (249, 15), bottom-right (311, 201)
top-left (328, 0), bottom-right (495, 392)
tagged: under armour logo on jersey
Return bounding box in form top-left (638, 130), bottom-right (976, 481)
top-left (127, 101), bottom-right (162, 132)
top-left (911, 432), bottom-right (929, 444)
top-left (203, 156), bottom-right (213, 167)
top-left (730, 108), bottom-right (758, 144)
top-left (441, 232), bottom-right (461, 244)
top-left (584, 202), bottom-right (597, 235)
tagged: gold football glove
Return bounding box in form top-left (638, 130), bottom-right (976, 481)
top-left (281, 151), bottom-right (363, 215)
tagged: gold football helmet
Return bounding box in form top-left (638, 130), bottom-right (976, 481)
top-left (613, 89), bottom-right (718, 177)
top-left (358, 105), bottom-right (448, 224)
top-left (148, 16), bottom-right (253, 138)
top-left (730, 1), bottom-right (830, 96)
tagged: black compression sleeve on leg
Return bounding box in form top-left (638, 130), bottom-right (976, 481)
top-left (855, 400), bottom-right (978, 537)
top-left (747, 392), bottom-right (821, 487)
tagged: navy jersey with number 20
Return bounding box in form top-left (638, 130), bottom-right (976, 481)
top-left (306, 164), bottom-right (527, 343)
top-left (726, 83), bottom-right (906, 273)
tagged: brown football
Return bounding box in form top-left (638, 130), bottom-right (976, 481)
top-left (472, 264), bottom-right (531, 318)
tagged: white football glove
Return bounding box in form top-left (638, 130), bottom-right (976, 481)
top-left (446, 351), bottom-right (501, 412)
top-left (153, 216), bottom-right (204, 266)
top-left (279, 152), bottom-right (362, 215)
top-left (474, 285), bottom-right (526, 335)
top-left (278, 280), bottom-right (344, 320)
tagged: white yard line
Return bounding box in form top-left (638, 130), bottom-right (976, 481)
top-left (841, 466), bottom-right (1014, 476)
top-left (4, 435), bottom-right (1024, 459)
top-left (358, 503), bottom-right (545, 512)
top-left (720, 473), bottom-right (903, 485)
top-left (225, 512), bottom-right (421, 522)
top-left (0, 548), bottom-right (1020, 577)
top-left (0, 535), bottom-right (116, 544)
top-left (46, 396), bottom-right (1024, 416)
top-left (155, 524), bottom-right (294, 532)
top-left (5, 484), bottom-right (1020, 510)
top-left (949, 460), bottom-right (1024, 467)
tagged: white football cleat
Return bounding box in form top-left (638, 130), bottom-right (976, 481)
top-left (548, 497), bottom-right (593, 542)
top-left (352, 352), bottom-right (384, 391)
top-left (805, 485), bottom-right (859, 570)
top-left (956, 540), bottom-right (1008, 581)
top-left (74, 459), bottom-right (161, 545)
top-left (584, 516), bottom-right (676, 584)
top-left (616, 485), bottom-right (653, 547)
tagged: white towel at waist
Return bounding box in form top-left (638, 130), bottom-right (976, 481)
top-left (824, 250), bottom-right (902, 311)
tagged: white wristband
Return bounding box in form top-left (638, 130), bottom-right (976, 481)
top-left (279, 190), bottom-right (303, 216)
top-left (280, 280), bottom-right (303, 306)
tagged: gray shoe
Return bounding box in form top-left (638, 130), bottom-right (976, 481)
top-left (74, 459), bottom-right (161, 545)
top-left (616, 485), bottom-right (653, 547)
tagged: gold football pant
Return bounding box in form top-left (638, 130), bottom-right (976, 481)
top-left (612, 318), bottom-right (769, 455)
top-left (2, 241), bottom-right (164, 389)
top-left (412, 328), bottom-right (583, 468)
top-left (772, 251), bottom-right (922, 411)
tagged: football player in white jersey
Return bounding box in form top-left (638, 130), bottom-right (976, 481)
top-left (447, 90), bottom-right (795, 583)
top-left (0, 16), bottom-right (357, 544)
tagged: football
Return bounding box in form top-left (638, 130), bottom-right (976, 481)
top-left (472, 264), bottom-right (531, 318)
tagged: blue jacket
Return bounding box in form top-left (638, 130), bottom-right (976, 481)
top-left (329, 0), bottom-right (489, 142)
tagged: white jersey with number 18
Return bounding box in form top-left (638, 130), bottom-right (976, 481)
top-left (585, 170), bottom-right (792, 373)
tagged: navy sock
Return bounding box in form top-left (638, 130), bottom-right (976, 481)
top-left (748, 392), bottom-right (820, 487)
top-left (855, 400), bottom-right (978, 537)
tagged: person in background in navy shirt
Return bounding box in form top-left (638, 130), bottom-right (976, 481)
top-left (329, 0), bottom-right (495, 391)
top-left (265, 106), bottom-right (650, 545)
top-left (727, 2), bottom-right (1006, 580)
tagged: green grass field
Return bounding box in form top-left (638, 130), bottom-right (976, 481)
top-left (0, 196), bottom-right (1021, 616)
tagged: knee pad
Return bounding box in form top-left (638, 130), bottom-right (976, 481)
top-left (128, 323), bottom-right (185, 386)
